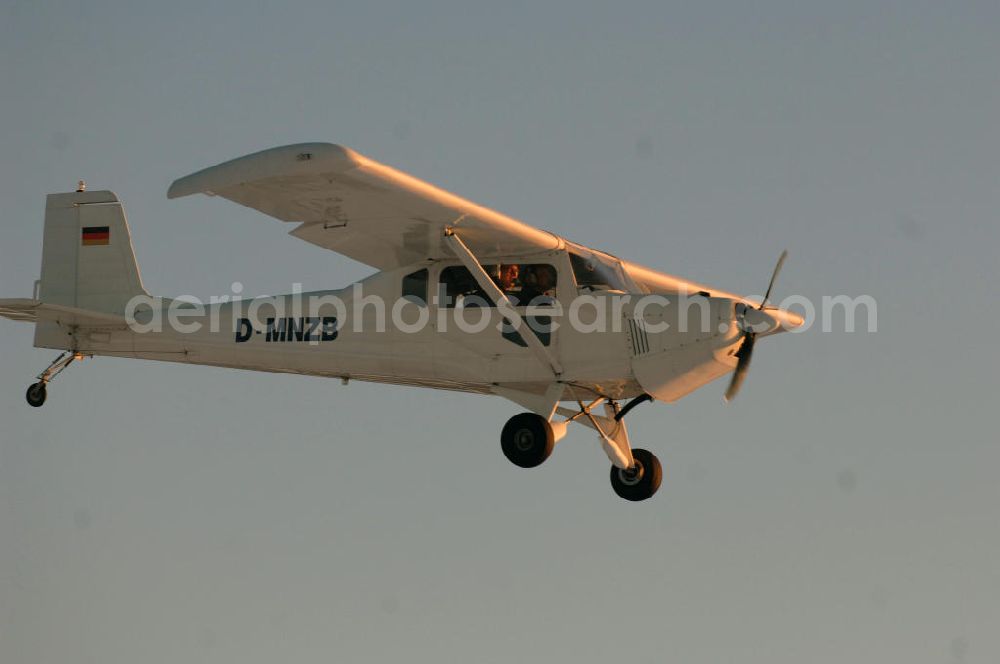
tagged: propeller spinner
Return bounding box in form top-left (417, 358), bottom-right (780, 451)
top-left (723, 250), bottom-right (788, 402)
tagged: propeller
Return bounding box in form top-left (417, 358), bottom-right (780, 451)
top-left (723, 250), bottom-right (787, 403)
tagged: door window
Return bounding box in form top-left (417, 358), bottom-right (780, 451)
top-left (437, 263), bottom-right (558, 308)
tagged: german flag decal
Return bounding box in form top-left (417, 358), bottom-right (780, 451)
top-left (81, 226), bottom-right (110, 246)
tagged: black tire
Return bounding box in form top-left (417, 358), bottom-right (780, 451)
top-left (26, 382), bottom-right (47, 408)
top-left (610, 448), bottom-right (662, 501)
top-left (501, 413), bottom-right (555, 468)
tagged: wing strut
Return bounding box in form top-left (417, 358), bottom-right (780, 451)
top-left (443, 230), bottom-right (563, 378)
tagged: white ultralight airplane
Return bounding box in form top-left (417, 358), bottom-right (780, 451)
top-left (0, 143), bottom-right (803, 501)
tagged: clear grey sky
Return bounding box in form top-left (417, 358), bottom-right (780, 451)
top-left (2, 2), bottom-right (998, 662)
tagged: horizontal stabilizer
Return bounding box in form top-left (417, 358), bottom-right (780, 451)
top-left (0, 299), bottom-right (128, 327)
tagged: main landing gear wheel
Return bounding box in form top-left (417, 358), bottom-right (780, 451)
top-left (610, 448), bottom-right (662, 501)
top-left (501, 412), bottom-right (555, 468)
top-left (26, 382), bottom-right (47, 408)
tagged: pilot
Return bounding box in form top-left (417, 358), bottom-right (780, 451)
top-left (497, 263), bottom-right (520, 294)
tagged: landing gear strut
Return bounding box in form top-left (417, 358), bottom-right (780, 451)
top-left (25, 352), bottom-right (84, 408)
top-left (609, 447), bottom-right (662, 501)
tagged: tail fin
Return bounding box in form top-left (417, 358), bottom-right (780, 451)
top-left (39, 189), bottom-right (148, 315)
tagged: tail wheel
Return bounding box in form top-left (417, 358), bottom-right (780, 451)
top-left (501, 413), bottom-right (555, 468)
top-left (26, 382), bottom-right (47, 408)
top-left (610, 448), bottom-right (662, 501)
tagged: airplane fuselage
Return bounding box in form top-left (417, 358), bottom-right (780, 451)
top-left (34, 254), bottom-right (746, 403)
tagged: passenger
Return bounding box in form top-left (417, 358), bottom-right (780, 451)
top-left (518, 265), bottom-right (556, 305)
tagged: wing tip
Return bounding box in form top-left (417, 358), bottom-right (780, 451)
top-left (167, 142), bottom-right (357, 200)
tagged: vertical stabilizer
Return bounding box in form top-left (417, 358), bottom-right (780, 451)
top-left (38, 190), bottom-right (148, 315)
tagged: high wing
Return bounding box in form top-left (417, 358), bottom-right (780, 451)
top-left (168, 143), bottom-right (561, 270)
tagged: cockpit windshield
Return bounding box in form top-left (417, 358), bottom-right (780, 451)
top-left (567, 245), bottom-right (629, 292)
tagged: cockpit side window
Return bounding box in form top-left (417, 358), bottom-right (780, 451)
top-left (438, 263), bottom-right (558, 308)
